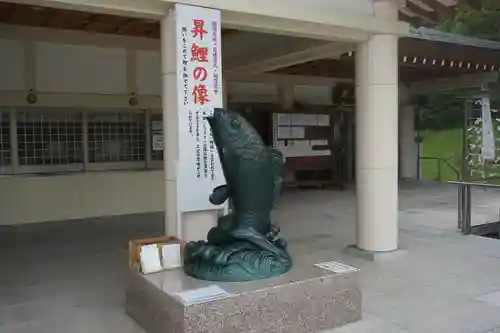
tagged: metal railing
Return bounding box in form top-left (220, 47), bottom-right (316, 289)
top-left (419, 156), bottom-right (460, 181)
top-left (448, 180), bottom-right (500, 236)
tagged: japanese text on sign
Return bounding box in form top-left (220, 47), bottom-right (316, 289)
top-left (181, 27), bottom-right (192, 135)
top-left (188, 18), bottom-right (217, 180)
top-left (175, 4), bottom-right (225, 213)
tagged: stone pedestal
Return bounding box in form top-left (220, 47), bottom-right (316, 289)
top-left (126, 261), bottom-right (361, 333)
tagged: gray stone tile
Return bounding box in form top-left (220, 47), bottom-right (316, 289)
top-left (476, 290), bottom-right (500, 307)
top-left (1, 314), bottom-right (143, 333)
top-left (364, 284), bottom-right (473, 329)
top-left (0, 286), bottom-right (44, 308)
top-left (325, 313), bottom-right (410, 333)
top-left (68, 310), bottom-right (144, 333)
top-left (398, 299), bottom-right (500, 333)
top-left (2, 321), bottom-right (67, 333)
top-left (2, 183), bottom-right (500, 333)
top-left (0, 297), bottom-right (72, 328)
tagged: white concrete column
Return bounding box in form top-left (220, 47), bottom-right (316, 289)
top-left (161, 13), bottom-right (180, 236)
top-left (277, 80), bottom-right (295, 110)
top-left (161, 8), bottom-right (220, 240)
top-left (355, 0), bottom-right (400, 252)
top-left (399, 105), bottom-right (417, 179)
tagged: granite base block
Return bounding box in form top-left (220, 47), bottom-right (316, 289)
top-left (126, 261), bottom-right (362, 333)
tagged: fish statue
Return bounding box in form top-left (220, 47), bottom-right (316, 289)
top-left (183, 108), bottom-right (292, 282)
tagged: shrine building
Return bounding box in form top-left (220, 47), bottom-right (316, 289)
top-left (0, 0), bottom-right (499, 256)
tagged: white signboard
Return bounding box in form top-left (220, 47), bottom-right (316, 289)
top-left (152, 120), bottom-right (163, 132)
top-left (152, 134), bottom-right (164, 151)
top-left (151, 120), bottom-right (163, 151)
top-left (175, 4), bottom-right (226, 212)
top-left (481, 97), bottom-right (496, 161)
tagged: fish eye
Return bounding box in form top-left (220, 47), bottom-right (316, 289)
top-left (230, 119), bottom-right (239, 128)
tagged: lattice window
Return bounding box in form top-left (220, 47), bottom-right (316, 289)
top-left (88, 111), bottom-right (146, 164)
top-left (150, 114), bottom-right (164, 161)
top-left (0, 110), bottom-right (11, 173)
top-left (17, 109), bottom-right (83, 168)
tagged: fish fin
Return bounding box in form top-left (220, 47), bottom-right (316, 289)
top-left (268, 148), bottom-right (285, 209)
top-left (209, 185), bottom-right (230, 205)
top-left (230, 227), bottom-right (284, 257)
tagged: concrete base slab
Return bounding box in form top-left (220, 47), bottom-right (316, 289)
top-left (344, 245), bottom-right (407, 262)
top-left (126, 261), bottom-right (362, 333)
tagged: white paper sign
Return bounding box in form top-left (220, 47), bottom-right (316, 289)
top-left (175, 4), bottom-right (226, 212)
top-left (152, 134), bottom-right (164, 151)
top-left (151, 120), bottom-right (163, 132)
top-left (176, 285), bottom-right (230, 304)
top-left (481, 97), bottom-right (496, 161)
top-left (160, 243), bottom-right (182, 269)
top-left (277, 126), bottom-right (292, 139)
top-left (314, 261), bottom-right (358, 274)
top-left (317, 115), bottom-right (330, 126)
top-left (291, 127), bottom-right (305, 139)
top-left (140, 244), bottom-right (163, 274)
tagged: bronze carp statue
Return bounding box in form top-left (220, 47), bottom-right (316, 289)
top-left (183, 108), bottom-right (293, 281)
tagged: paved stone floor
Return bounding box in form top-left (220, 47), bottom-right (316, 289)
top-left (2, 181), bottom-right (500, 332)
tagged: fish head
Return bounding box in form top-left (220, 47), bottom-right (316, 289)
top-left (206, 108), bottom-right (264, 154)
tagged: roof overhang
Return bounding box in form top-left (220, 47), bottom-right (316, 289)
top-left (3, 0), bottom-right (409, 41)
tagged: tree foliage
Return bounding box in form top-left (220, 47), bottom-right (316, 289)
top-left (438, 0), bottom-right (500, 41)
top-left (416, 1), bottom-right (500, 131)
top-left (415, 92), bottom-right (464, 131)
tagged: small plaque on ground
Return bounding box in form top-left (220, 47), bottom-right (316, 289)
top-left (176, 285), bottom-right (230, 305)
top-left (315, 261), bottom-right (358, 274)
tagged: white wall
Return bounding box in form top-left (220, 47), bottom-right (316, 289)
top-left (0, 29), bottom-right (164, 225)
top-left (0, 29), bottom-right (336, 105)
top-left (228, 82), bottom-right (332, 105)
top-left (0, 25), bottom-right (336, 225)
top-left (36, 42), bottom-right (128, 94)
top-left (0, 36), bottom-right (158, 98)
top-left (136, 50), bottom-right (162, 96)
top-left (0, 170), bottom-right (164, 225)
top-left (279, 0), bottom-right (373, 16)
top-left (0, 39), bottom-right (25, 91)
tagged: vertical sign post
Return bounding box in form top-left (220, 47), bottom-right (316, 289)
top-left (174, 4), bottom-right (226, 214)
top-left (481, 96), bottom-right (496, 162)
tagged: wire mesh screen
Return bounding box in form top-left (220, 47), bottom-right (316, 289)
top-left (150, 114), bottom-right (163, 161)
top-left (17, 109), bottom-right (83, 166)
top-left (0, 110), bottom-right (11, 171)
top-left (88, 111), bottom-right (146, 163)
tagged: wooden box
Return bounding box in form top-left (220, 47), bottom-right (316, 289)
top-left (128, 236), bottom-right (185, 273)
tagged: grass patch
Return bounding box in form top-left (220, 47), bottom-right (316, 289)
top-left (419, 128), bottom-right (462, 181)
